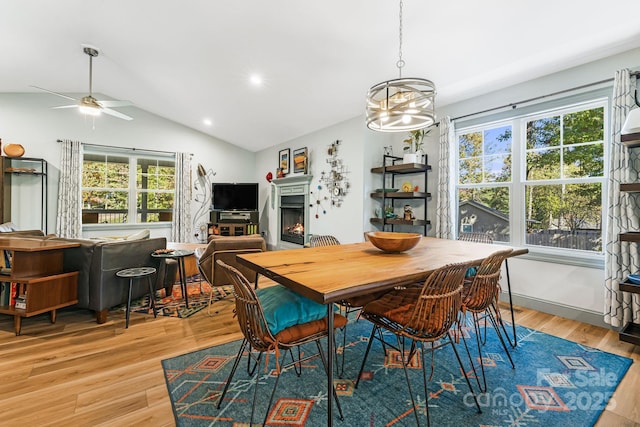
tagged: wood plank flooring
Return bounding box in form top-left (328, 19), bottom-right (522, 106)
top-left (0, 300), bottom-right (638, 426)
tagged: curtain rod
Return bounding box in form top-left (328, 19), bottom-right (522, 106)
top-left (56, 140), bottom-right (193, 157)
top-left (451, 71), bottom-right (640, 122)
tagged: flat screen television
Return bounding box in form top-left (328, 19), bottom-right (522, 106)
top-left (212, 182), bottom-right (259, 211)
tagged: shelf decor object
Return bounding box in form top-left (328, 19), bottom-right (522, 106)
top-left (365, 0), bottom-right (435, 132)
top-left (3, 144), bottom-right (25, 157)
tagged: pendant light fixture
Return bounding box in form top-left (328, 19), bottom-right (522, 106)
top-left (366, 0), bottom-right (436, 132)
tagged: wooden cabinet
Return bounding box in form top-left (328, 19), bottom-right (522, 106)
top-left (0, 239), bottom-right (79, 335)
top-left (370, 154), bottom-right (431, 235)
top-left (618, 131), bottom-right (640, 344)
top-left (2, 156), bottom-right (48, 233)
top-left (208, 222), bottom-right (259, 238)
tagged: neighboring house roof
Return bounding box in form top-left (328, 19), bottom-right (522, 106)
top-left (459, 200), bottom-right (508, 222)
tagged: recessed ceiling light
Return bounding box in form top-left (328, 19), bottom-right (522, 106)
top-left (249, 74), bottom-right (263, 86)
top-left (203, 118), bottom-right (212, 126)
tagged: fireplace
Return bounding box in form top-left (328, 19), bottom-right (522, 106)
top-left (273, 175), bottom-right (312, 249)
top-left (280, 195), bottom-right (305, 245)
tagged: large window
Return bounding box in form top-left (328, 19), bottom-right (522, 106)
top-left (82, 149), bottom-right (175, 224)
top-left (455, 99), bottom-right (607, 257)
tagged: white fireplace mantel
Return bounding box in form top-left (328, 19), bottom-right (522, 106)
top-left (272, 175), bottom-right (313, 249)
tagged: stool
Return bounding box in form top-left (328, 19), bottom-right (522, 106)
top-left (116, 266), bottom-right (157, 328)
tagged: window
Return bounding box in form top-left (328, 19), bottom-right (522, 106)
top-left (455, 99), bottom-right (607, 258)
top-left (82, 149), bottom-right (175, 224)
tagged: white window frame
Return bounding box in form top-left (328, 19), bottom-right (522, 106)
top-left (81, 146), bottom-right (176, 230)
top-left (454, 97), bottom-right (608, 268)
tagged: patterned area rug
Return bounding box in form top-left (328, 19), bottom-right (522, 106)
top-left (162, 317), bottom-right (632, 426)
top-left (124, 274), bottom-right (232, 318)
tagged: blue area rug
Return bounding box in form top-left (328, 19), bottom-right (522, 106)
top-left (161, 316), bottom-right (631, 426)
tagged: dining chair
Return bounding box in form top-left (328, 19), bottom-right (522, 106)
top-left (308, 234), bottom-right (385, 377)
top-left (355, 261), bottom-right (481, 427)
top-left (457, 231), bottom-right (517, 347)
top-left (460, 248), bottom-right (515, 393)
top-left (215, 260), bottom-right (347, 425)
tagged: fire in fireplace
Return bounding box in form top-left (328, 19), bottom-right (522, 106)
top-left (280, 194), bottom-right (305, 245)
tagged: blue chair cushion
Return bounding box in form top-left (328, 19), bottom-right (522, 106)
top-left (465, 267), bottom-right (477, 278)
top-left (256, 284), bottom-right (328, 335)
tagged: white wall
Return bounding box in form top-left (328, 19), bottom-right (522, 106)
top-left (0, 93), bottom-right (256, 240)
top-left (254, 116), bottom-right (393, 248)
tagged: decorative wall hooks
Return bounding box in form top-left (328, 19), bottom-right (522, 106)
top-left (318, 139), bottom-right (350, 208)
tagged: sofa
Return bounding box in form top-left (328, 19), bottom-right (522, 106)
top-left (196, 234), bottom-right (266, 287)
top-left (0, 230), bottom-right (176, 323)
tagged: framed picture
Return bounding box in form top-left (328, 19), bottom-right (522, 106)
top-left (278, 148), bottom-right (290, 175)
top-left (293, 147), bottom-right (308, 173)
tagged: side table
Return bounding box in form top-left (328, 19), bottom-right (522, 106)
top-left (152, 249), bottom-right (194, 308)
top-left (0, 238), bottom-right (80, 335)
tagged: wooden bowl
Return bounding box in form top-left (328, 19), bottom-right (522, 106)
top-left (366, 231), bottom-right (422, 253)
top-left (4, 143), bottom-right (25, 157)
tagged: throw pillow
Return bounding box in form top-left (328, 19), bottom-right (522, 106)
top-left (125, 229), bottom-right (151, 240)
top-left (256, 284), bottom-right (327, 336)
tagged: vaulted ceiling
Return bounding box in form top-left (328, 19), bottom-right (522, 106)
top-left (2, 1), bottom-right (639, 151)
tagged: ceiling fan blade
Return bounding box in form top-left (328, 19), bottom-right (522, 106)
top-left (52, 104), bottom-right (79, 109)
top-left (97, 100), bottom-right (132, 108)
top-left (102, 107), bottom-right (133, 121)
top-left (30, 85), bottom-right (77, 102)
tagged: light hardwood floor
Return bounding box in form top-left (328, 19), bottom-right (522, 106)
top-left (0, 300), bottom-right (638, 426)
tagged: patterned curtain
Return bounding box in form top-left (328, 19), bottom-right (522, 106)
top-left (605, 69), bottom-right (639, 327)
top-left (171, 152), bottom-right (192, 242)
top-left (55, 140), bottom-right (82, 238)
top-left (435, 116), bottom-right (454, 239)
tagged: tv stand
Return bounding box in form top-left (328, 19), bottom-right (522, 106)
top-left (209, 210), bottom-right (259, 238)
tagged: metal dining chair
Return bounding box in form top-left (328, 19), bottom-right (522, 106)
top-left (215, 260), bottom-right (347, 425)
top-left (355, 261), bottom-right (481, 427)
top-left (457, 231), bottom-right (518, 347)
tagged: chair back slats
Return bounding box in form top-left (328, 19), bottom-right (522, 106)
top-left (216, 260), bottom-right (275, 352)
top-left (402, 261), bottom-right (469, 339)
top-left (458, 232), bottom-right (494, 244)
top-left (309, 235), bottom-right (340, 247)
top-left (462, 249), bottom-right (512, 312)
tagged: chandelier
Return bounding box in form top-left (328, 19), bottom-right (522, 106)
top-left (366, 0), bottom-right (436, 132)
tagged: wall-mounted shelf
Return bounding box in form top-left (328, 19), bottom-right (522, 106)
top-left (370, 155), bottom-right (431, 235)
top-left (2, 157), bottom-right (48, 233)
top-left (621, 132), bottom-right (640, 148)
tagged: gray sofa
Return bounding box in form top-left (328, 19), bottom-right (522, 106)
top-left (1, 230), bottom-right (176, 323)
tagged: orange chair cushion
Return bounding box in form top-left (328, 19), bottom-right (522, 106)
top-left (275, 314), bottom-right (347, 344)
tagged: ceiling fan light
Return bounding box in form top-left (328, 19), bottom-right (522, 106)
top-left (79, 104), bottom-right (101, 116)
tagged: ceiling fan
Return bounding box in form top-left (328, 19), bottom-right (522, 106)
top-left (32, 46), bottom-right (133, 121)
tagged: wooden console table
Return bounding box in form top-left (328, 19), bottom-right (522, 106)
top-left (0, 238), bottom-right (79, 335)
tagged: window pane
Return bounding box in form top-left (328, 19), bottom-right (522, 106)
top-left (563, 144), bottom-right (604, 178)
top-left (484, 126), bottom-right (512, 155)
top-left (458, 187), bottom-right (510, 242)
top-left (459, 132), bottom-right (482, 159)
top-left (526, 148), bottom-right (561, 180)
top-left (525, 183), bottom-right (601, 252)
top-left (485, 154), bottom-right (511, 182)
top-left (526, 116), bottom-right (560, 149)
top-left (459, 158), bottom-right (483, 184)
top-left (563, 107), bottom-right (604, 145)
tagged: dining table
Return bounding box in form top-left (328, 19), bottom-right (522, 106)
top-left (236, 236), bottom-right (528, 426)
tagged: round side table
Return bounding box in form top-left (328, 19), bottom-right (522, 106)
top-left (116, 266), bottom-right (157, 328)
top-left (152, 249), bottom-right (194, 308)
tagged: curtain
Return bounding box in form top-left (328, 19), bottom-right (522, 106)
top-left (171, 152), bottom-right (192, 243)
top-left (604, 69), bottom-right (640, 327)
top-left (435, 116), bottom-right (454, 239)
top-left (55, 140), bottom-right (82, 238)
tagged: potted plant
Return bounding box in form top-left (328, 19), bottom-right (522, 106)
top-left (402, 129), bottom-right (430, 164)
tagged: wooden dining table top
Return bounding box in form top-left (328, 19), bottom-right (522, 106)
top-left (237, 237), bottom-right (528, 305)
